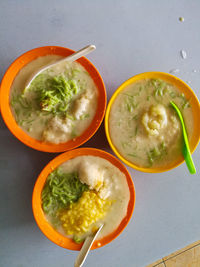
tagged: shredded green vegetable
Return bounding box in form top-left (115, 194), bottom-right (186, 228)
top-left (11, 74), bottom-right (81, 128)
top-left (73, 236), bottom-right (84, 244)
top-left (42, 168), bottom-right (88, 216)
top-left (135, 126), bottom-right (138, 136)
top-left (169, 91), bottom-right (176, 98)
top-left (71, 68), bottom-right (81, 77)
top-left (152, 79), bottom-right (166, 97)
top-left (125, 96), bottom-right (138, 113)
top-left (11, 94), bottom-right (32, 111)
top-left (178, 93), bottom-right (190, 109)
top-left (147, 142), bottom-right (167, 166)
top-left (132, 114), bottom-right (138, 120)
top-left (128, 153), bottom-right (138, 158)
top-left (27, 74), bottom-right (79, 114)
top-left (80, 113), bottom-right (90, 120)
top-left (147, 95), bottom-right (151, 101)
top-left (121, 141), bottom-right (128, 148)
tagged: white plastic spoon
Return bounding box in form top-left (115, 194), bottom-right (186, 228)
top-left (25, 44), bottom-right (96, 89)
top-left (74, 224), bottom-right (104, 267)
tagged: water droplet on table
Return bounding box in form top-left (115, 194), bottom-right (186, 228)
top-left (180, 50), bottom-right (187, 59)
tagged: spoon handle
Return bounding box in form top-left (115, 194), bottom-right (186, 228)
top-left (41, 45), bottom-right (96, 74)
top-left (74, 224), bottom-right (103, 267)
top-left (25, 45), bottom-right (96, 89)
top-left (170, 101), bottom-right (196, 174)
top-left (59, 44), bottom-right (96, 63)
top-left (183, 142), bottom-right (196, 174)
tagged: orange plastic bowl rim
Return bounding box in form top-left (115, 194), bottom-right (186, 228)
top-left (0, 46), bottom-right (107, 152)
top-left (105, 72), bottom-right (200, 173)
top-left (32, 147), bottom-right (136, 250)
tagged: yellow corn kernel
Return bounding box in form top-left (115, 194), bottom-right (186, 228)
top-left (59, 191), bottom-right (112, 236)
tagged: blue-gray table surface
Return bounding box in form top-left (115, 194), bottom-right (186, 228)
top-left (0, 1), bottom-right (200, 266)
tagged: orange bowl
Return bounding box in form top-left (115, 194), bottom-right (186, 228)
top-left (0, 46), bottom-right (106, 152)
top-left (32, 147), bottom-right (135, 250)
top-left (105, 72), bottom-right (200, 173)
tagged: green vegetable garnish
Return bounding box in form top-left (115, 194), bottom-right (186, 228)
top-left (42, 169), bottom-right (88, 216)
top-left (169, 91), bottom-right (176, 98)
top-left (132, 114), bottom-right (138, 120)
top-left (182, 101), bottom-right (190, 109)
top-left (29, 75), bottom-right (79, 114)
top-left (11, 94), bottom-right (32, 111)
top-left (121, 141), bottom-right (128, 148)
top-left (152, 79), bottom-right (166, 97)
top-left (11, 74), bottom-right (81, 127)
top-left (71, 68), bottom-right (81, 77)
top-left (135, 126), bottom-right (138, 136)
top-left (125, 97), bottom-right (138, 113)
top-left (128, 153), bottom-right (138, 158)
top-left (178, 93), bottom-right (191, 109)
top-left (147, 142), bottom-right (167, 166)
top-left (80, 113), bottom-right (90, 120)
top-left (73, 236), bottom-right (84, 244)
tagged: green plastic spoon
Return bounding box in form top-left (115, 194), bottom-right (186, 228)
top-left (170, 101), bottom-right (196, 174)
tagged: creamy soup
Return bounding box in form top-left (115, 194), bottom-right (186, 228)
top-left (10, 55), bottom-right (98, 144)
top-left (109, 79), bottom-right (193, 168)
top-left (42, 155), bottom-right (130, 243)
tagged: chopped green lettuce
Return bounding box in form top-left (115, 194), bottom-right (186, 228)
top-left (147, 142), bottom-right (167, 166)
top-left (42, 168), bottom-right (88, 216)
top-left (73, 236), bottom-right (84, 244)
top-left (26, 74), bottom-right (80, 115)
top-left (152, 79), bottom-right (166, 97)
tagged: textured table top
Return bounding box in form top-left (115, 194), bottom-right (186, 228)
top-left (0, 1), bottom-right (200, 266)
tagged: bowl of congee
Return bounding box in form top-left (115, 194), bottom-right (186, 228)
top-left (32, 148), bottom-right (135, 250)
top-left (0, 46), bottom-right (106, 152)
top-left (105, 72), bottom-right (200, 173)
